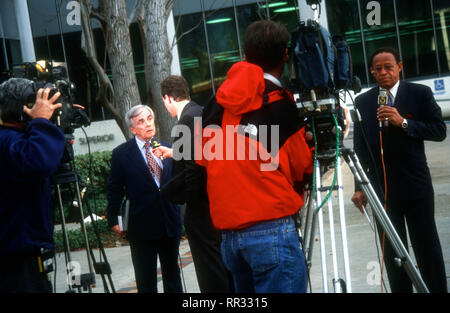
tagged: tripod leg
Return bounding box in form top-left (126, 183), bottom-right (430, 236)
top-left (55, 184), bottom-right (74, 292)
top-left (314, 161), bottom-right (329, 293)
top-left (327, 195), bottom-right (342, 292)
top-left (74, 177), bottom-right (96, 292)
top-left (336, 156), bottom-right (352, 292)
top-left (84, 198), bottom-right (116, 293)
top-left (343, 149), bottom-right (429, 293)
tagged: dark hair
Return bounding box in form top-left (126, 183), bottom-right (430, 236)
top-left (243, 20), bottom-right (290, 72)
top-left (0, 78), bottom-right (33, 123)
top-left (370, 47), bottom-right (401, 66)
top-left (160, 75), bottom-right (191, 101)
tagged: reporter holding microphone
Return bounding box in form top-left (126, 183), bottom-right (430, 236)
top-left (351, 47), bottom-right (447, 293)
top-left (0, 78), bottom-right (65, 293)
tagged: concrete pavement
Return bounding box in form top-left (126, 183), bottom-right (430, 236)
top-left (50, 123), bottom-right (450, 293)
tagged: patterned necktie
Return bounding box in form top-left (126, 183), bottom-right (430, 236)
top-left (387, 91), bottom-right (394, 106)
top-left (143, 142), bottom-right (162, 182)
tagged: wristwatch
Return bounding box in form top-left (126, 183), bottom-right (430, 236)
top-left (401, 118), bottom-right (408, 130)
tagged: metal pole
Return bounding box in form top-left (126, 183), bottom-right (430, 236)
top-left (343, 150), bottom-right (429, 293)
top-left (200, 0), bottom-right (216, 95)
top-left (327, 196), bottom-right (341, 292)
top-left (336, 156), bottom-right (352, 292)
top-left (356, 0), bottom-right (371, 87)
top-left (232, 0), bottom-right (243, 61)
top-left (0, 14), bottom-right (9, 71)
top-left (392, 0), bottom-right (405, 80)
top-left (315, 161), bottom-right (329, 293)
top-left (56, 184), bottom-right (74, 292)
top-left (430, 0), bottom-right (442, 76)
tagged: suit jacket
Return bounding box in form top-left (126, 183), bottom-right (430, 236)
top-left (107, 139), bottom-right (182, 242)
top-left (162, 101), bottom-right (208, 209)
top-left (353, 81), bottom-right (447, 203)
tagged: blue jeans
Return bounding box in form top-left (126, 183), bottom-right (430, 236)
top-left (221, 216), bottom-right (307, 293)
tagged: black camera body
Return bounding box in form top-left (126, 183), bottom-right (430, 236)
top-left (12, 62), bottom-right (90, 134)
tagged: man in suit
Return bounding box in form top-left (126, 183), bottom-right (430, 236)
top-left (153, 75), bottom-right (233, 293)
top-left (352, 47), bottom-right (447, 293)
top-left (107, 104), bottom-right (183, 293)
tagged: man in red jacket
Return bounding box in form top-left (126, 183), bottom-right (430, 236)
top-left (197, 20), bottom-right (313, 293)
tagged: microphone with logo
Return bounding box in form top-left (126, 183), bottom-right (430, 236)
top-left (378, 88), bottom-right (389, 128)
top-left (150, 137), bottom-right (164, 160)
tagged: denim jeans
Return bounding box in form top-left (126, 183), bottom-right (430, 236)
top-left (221, 216), bottom-right (307, 293)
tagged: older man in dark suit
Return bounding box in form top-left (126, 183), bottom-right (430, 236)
top-left (352, 47), bottom-right (447, 293)
top-left (107, 104), bottom-right (182, 293)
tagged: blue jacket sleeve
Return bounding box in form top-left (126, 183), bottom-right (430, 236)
top-left (5, 118), bottom-right (65, 182)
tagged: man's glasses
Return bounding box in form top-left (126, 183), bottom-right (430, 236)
top-left (372, 64), bottom-right (398, 73)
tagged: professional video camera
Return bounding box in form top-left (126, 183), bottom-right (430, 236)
top-left (11, 61), bottom-right (90, 135)
top-left (288, 3), bottom-right (361, 162)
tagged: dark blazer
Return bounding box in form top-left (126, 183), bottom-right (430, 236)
top-left (162, 101), bottom-right (207, 207)
top-left (354, 81), bottom-right (446, 203)
top-left (107, 138), bottom-right (182, 242)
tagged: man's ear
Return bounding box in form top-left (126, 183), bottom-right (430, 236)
top-left (397, 61), bottom-right (403, 73)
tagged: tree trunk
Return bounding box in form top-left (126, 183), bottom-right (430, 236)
top-left (139, 0), bottom-right (176, 142)
top-left (102, 0), bottom-right (141, 140)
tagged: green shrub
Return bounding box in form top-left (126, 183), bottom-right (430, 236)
top-left (53, 219), bottom-right (118, 252)
top-left (52, 151), bottom-right (112, 224)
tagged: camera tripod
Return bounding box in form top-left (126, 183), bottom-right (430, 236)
top-left (297, 110), bottom-right (429, 293)
top-left (51, 142), bottom-right (115, 293)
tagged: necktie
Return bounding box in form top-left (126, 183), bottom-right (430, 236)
top-left (387, 91), bottom-right (394, 106)
top-left (143, 142), bottom-right (162, 182)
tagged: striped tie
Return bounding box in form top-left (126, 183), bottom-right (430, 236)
top-left (143, 142), bottom-right (162, 182)
top-left (387, 91), bottom-right (394, 106)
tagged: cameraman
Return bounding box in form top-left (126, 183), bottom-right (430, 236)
top-left (0, 78), bottom-right (65, 293)
top-left (197, 20), bottom-right (313, 293)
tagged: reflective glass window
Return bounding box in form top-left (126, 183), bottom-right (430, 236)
top-left (433, 0), bottom-right (450, 74)
top-left (397, 0), bottom-right (438, 78)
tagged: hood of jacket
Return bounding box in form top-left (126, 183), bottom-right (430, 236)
top-left (216, 61), bottom-right (265, 116)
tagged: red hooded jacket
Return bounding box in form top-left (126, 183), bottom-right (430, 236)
top-left (197, 61), bottom-right (313, 230)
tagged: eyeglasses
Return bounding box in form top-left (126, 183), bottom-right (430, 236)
top-left (372, 64), bottom-right (398, 73)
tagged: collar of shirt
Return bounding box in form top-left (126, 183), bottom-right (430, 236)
top-left (177, 100), bottom-right (190, 120)
top-left (388, 80), bottom-right (400, 100)
top-left (263, 73), bottom-right (282, 88)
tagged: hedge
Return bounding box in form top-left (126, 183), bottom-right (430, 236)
top-left (53, 151), bottom-right (112, 224)
top-left (53, 151), bottom-right (115, 251)
top-left (54, 219), bottom-right (117, 252)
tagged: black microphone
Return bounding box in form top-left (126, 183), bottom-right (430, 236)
top-left (150, 137), bottom-right (161, 149)
top-left (377, 88), bottom-right (389, 128)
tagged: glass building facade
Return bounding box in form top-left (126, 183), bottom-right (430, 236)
top-left (1, 0), bottom-right (449, 122)
top-left (173, 0), bottom-right (450, 105)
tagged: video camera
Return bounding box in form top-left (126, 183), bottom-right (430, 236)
top-left (288, 10), bottom-right (361, 159)
top-left (11, 61), bottom-right (90, 135)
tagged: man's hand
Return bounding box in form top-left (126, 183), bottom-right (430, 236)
top-left (152, 146), bottom-right (173, 160)
top-left (112, 225), bottom-right (126, 239)
top-left (23, 88), bottom-right (62, 120)
top-left (351, 190), bottom-right (368, 214)
top-left (377, 106), bottom-right (403, 127)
